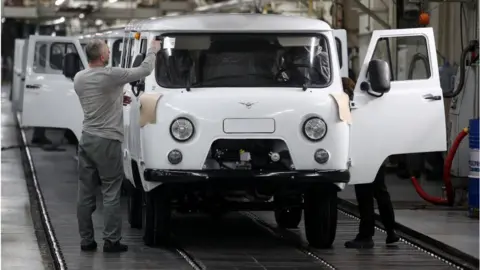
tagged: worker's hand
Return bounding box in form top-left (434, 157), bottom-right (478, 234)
top-left (123, 95), bottom-right (132, 106)
top-left (150, 39), bottom-right (162, 53)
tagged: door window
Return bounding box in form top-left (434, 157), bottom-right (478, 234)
top-left (111, 39), bottom-right (123, 67)
top-left (335, 37), bottom-right (342, 68)
top-left (33, 42), bottom-right (47, 73)
top-left (121, 37), bottom-right (134, 68)
top-left (50, 43), bottom-right (80, 71)
top-left (370, 35), bottom-right (431, 81)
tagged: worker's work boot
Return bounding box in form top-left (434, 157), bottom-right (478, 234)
top-left (386, 232), bottom-right (400, 245)
top-left (344, 237), bottom-right (374, 249)
top-left (103, 240), bottom-right (128, 253)
top-left (81, 241), bottom-right (97, 251)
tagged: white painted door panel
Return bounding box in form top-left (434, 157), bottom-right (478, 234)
top-left (332, 29), bottom-right (348, 78)
top-left (349, 28), bottom-right (446, 185)
top-left (21, 35), bottom-right (87, 141)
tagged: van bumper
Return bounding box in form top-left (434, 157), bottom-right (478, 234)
top-left (143, 169), bottom-right (350, 185)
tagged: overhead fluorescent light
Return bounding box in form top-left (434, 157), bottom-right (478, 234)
top-left (108, 0), bottom-right (118, 3)
top-left (55, 0), bottom-right (65, 6)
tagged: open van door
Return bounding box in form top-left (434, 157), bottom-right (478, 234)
top-left (348, 27), bottom-right (446, 185)
top-left (20, 35), bottom-right (87, 141)
top-left (332, 29), bottom-right (348, 78)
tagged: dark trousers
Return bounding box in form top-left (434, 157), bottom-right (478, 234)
top-left (355, 165), bottom-right (396, 238)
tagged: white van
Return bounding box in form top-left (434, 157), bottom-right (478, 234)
top-left (64, 13), bottom-right (446, 249)
top-left (17, 28), bottom-right (127, 145)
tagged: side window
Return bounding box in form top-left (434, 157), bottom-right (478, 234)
top-left (140, 38), bottom-right (147, 54)
top-left (33, 42), bottom-right (47, 73)
top-left (120, 37), bottom-right (134, 68)
top-left (371, 35), bottom-right (430, 81)
top-left (335, 37), bottom-right (342, 68)
top-left (120, 37), bottom-right (128, 68)
top-left (126, 38), bottom-right (135, 68)
top-left (111, 39), bottom-right (122, 67)
top-left (138, 38), bottom-right (148, 84)
top-left (50, 43), bottom-right (79, 71)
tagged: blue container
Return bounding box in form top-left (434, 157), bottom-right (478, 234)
top-left (468, 118), bottom-right (479, 218)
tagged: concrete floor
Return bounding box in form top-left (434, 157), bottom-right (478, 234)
top-left (1, 88), bottom-right (47, 269)
top-left (2, 83), bottom-right (478, 267)
top-left (340, 171), bottom-right (479, 259)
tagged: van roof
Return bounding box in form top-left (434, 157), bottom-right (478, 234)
top-left (125, 14), bottom-right (332, 33)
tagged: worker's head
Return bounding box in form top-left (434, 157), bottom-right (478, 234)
top-left (342, 77), bottom-right (356, 92)
top-left (85, 39), bottom-right (110, 67)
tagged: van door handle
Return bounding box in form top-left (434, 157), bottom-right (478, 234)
top-left (26, 84), bottom-right (41, 89)
top-left (423, 94), bottom-right (442, 101)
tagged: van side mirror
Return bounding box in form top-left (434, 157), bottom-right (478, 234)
top-left (366, 59), bottom-right (391, 93)
top-left (129, 53), bottom-right (145, 87)
top-left (63, 53), bottom-right (81, 80)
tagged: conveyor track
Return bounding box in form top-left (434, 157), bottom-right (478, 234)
top-left (16, 125), bottom-right (478, 270)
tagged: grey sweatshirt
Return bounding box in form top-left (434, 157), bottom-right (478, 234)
top-left (74, 47), bottom-right (156, 142)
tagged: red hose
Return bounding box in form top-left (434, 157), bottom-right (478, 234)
top-left (410, 128), bottom-right (469, 206)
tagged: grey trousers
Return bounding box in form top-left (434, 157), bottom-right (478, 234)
top-left (77, 132), bottom-right (123, 245)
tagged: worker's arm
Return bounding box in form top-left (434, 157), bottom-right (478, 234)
top-left (110, 40), bottom-right (161, 86)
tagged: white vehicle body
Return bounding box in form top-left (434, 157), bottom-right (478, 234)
top-left (18, 35), bottom-right (87, 137)
top-left (18, 28), bottom-right (126, 144)
top-left (92, 14), bottom-right (446, 248)
top-left (118, 14), bottom-right (446, 191)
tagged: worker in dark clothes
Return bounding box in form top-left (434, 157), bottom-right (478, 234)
top-left (345, 165), bottom-right (400, 248)
top-left (341, 77), bottom-right (400, 249)
top-left (73, 38), bottom-right (160, 253)
top-left (31, 128), bottom-right (52, 145)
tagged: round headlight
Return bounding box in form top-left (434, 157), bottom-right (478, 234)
top-left (303, 117), bottom-right (327, 141)
top-left (170, 117), bottom-right (194, 142)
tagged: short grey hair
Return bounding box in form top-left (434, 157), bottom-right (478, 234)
top-left (85, 39), bottom-right (105, 62)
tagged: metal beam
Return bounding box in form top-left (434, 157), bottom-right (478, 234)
top-left (350, 0), bottom-right (391, 29)
top-left (3, 7), bottom-right (38, 19)
top-left (3, 3), bottom-right (194, 19)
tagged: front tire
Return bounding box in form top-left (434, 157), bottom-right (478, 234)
top-left (304, 185), bottom-right (338, 249)
top-left (143, 187), bottom-right (172, 246)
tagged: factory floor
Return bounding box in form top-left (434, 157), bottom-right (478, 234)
top-left (1, 87), bottom-right (50, 269)
top-left (1, 84), bottom-right (478, 269)
top-left (340, 176), bottom-right (479, 259)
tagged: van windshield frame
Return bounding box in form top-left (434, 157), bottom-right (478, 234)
top-left (154, 32), bottom-right (332, 89)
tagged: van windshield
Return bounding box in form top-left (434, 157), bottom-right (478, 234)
top-left (155, 33), bottom-right (331, 88)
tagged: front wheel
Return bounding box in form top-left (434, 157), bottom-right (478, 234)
top-left (143, 187), bottom-right (172, 246)
top-left (304, 185), bottom-right (338, 249)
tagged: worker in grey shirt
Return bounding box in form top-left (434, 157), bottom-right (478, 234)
top-left (73, 38), bottom-right (160, 253)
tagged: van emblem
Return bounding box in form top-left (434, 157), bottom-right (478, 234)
top-left (239, 102), bottom-right (257, 109)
